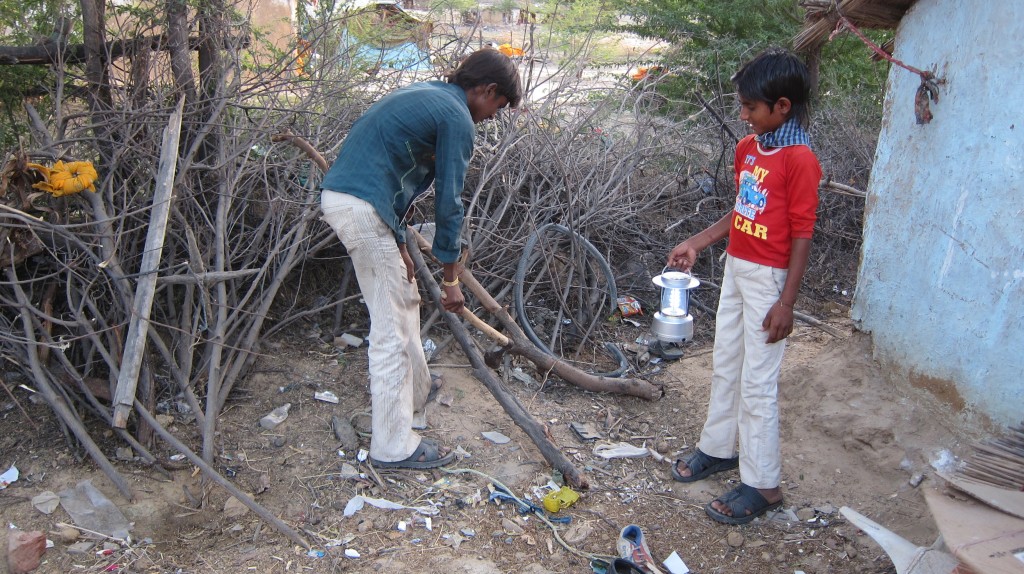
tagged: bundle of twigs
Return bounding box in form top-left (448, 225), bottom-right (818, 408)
top-left (956, 424), bottom-right (1024, 491)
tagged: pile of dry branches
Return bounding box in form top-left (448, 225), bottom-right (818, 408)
top-left (0, 1), bottom-right (871, 542)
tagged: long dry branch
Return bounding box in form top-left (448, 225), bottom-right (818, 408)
top-left (408, 231), bottom-right (590, 489)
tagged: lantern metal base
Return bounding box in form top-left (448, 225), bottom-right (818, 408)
top-left (651, 312), bottom-right (693, 343)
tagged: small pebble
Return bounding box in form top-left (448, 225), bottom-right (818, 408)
top-left (58, 527), bottom-right (81, 543)
top-left (66, 541), bottom-right (95, 555)
top-left (501, 518), bottom-right (524, 535)
top-left (726, 531), bottom-right (744, 547)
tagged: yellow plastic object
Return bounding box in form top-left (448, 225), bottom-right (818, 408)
top-left (26, 161), bottom-right (99, 197)
top-left (542, 486), bottom-right (580, 513)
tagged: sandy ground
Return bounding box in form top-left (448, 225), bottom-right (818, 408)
top-left (0, 307), bottom-right (987, 573)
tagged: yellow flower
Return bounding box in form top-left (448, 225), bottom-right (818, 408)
top-left (26, 160), bottom-right (99, 197)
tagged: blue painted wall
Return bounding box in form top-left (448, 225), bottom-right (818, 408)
top-left (851, 0), bottom-right (1024, 428)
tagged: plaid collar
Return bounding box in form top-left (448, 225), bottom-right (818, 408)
top-left (756, 117), bottom-right (810, 148)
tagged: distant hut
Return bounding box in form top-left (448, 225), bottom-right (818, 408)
top-left (341, 0), bottom-right (434, 71)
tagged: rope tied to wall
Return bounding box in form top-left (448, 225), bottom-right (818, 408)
top-left (829, 15), bottom-right (944, 124)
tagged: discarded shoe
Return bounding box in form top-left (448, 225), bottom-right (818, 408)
top-left (589, 558), bottom-right (649, 574)
top-left (617, 524), bottom-right (661, 573)
top-left (648, 340), bottom-right (684, 361)
top-left (611, 558), bottom-right (648, 574)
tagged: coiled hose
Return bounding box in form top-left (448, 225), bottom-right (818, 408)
top-left (513, 223), bottom-right (628, 377)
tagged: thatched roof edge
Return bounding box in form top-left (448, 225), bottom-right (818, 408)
top-left (794, 0), bottom-right (919, 51)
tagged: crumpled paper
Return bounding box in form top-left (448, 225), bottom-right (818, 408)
top-left (31, 491), bottom-right (60, 514)
top-left (1, 465), bottom-right (19, 489)
top-left (593, 442), bottom-right (650, 459)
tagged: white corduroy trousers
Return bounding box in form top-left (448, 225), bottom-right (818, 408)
top-left (321, 191), bottom-right (431, 462)
top-left (697, 255), bottom-right (789, 489)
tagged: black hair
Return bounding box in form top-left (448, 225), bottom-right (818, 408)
top-left (446, 49), bottom-right (523, 108)
top-left (732, 48), bottom-right (812, 126)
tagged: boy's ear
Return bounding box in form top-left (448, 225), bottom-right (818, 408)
top-left (774, 97), bottom-right (792, 116)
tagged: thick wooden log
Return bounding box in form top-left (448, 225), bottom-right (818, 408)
top-left (407, 234), bottom-right (589, 490)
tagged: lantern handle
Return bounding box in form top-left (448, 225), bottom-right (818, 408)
top-left (652, 267), bottom-right (700, 289)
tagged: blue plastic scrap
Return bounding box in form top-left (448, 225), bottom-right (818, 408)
top-left (488, 484), bottom-right (572, 524)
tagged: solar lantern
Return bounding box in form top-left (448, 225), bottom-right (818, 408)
top-left (650, 269), bottom-right (700, 343)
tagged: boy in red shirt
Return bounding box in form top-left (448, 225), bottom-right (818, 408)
top-left (667, 48), bottom-right (821, 524)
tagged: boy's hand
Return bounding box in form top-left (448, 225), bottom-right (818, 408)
top-left (762, 301), bottom-right (794, 343)
top-left (441, 285), bottom-right (465, 314)
top-left (667, 216), bottom-right (729, 270)
top-left (667, 240), bottom-right (699, 271)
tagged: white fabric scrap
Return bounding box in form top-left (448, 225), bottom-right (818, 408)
top-left (343, 495), bottom-right (439, 518)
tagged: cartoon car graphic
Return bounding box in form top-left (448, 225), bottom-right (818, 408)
top-left (737, 172), bottom-right (767, 212)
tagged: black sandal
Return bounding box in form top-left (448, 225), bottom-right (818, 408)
top-left (370, 438), bottom-right (455, 469)
top-left (671, 449), bottom-right (739, 483)
top-left (705, 483), bottom-right (783, 525)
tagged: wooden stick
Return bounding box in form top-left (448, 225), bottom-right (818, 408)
top-left (133, 400), bottom-right (311, 549)
top-left (459, 307), bottom-right (511, 347)
top-left (271, 130), bottom-right (328, 173)
top-left (112, 96), bottom-right (184, 428)
top-left (7, 268), bottom-right (135, 501)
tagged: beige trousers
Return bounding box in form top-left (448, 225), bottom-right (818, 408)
top-left (321, 191), bottom-right (432, 462)
top-left (698, 255), bottom-right (788, 489)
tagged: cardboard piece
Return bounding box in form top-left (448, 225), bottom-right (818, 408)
top-left (923, 486), bottom-right (1024, 574)
top-left (937, 471), bottom-right (1024, 520)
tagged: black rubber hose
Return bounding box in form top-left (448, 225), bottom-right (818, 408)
top-left (513, 223), bottom-right (628, 377)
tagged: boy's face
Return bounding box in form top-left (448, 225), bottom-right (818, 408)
top-left (466, 83), bottom-right (510, 124)
top-left (738, 95), bottom-right (790, 136)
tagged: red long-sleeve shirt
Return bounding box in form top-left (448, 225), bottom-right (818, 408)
top-left (727, 135), bottom-right (821, 268)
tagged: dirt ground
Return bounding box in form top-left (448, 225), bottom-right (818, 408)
top-left (0, 305), bottom-right (989, 574)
